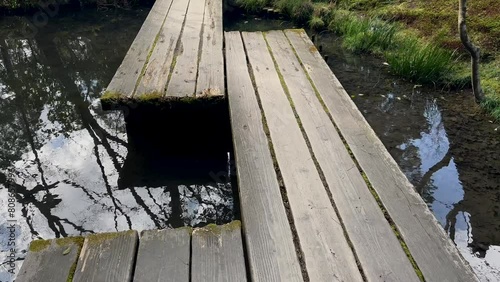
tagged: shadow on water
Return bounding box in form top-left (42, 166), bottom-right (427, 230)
top-left (224, 10), bottom-right (500, 281)
top-left (0, 8), bottom-right (237, 280)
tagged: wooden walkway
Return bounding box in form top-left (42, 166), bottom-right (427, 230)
top-left (86, 0), bottom-right (474, 278)
top-left (17, 222), bottom-right (246, 282)
top-left (225, 29), bottom-right (478, 282)
top-left (101, 0), bottom-right (224, 106)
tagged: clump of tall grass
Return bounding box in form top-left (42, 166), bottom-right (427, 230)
top-left (481, 94), bottom-right (500, 120)
top-left (275, 0), bottom-right (314, 23)
top-left (385, 36), bottom-right (454, 84)
top-left (308, 16), bottom-right (325, 29)
top-left (235, 0), bottom-right (269, 11)
top-left (329, 10), bottom-right (397, 53)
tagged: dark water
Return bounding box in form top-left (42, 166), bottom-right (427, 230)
top-left (226, 14), bottom-right (500, 281)
top-left (0, 8), bottom-right (235, 280)
top-left (313, 33), bottom-right (500, 281)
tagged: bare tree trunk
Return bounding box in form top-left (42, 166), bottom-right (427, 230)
top-left (459, 0), bottom-right (485, 103)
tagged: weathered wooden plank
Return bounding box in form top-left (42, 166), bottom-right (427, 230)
top-left (105, 0), bottom-right (173, 97)
top-left (17, 238), bottom-right (82, 282)
top-left (133, 228), bottom-right (191, 282)
top-left (266, 30), bottom-right (420, 282)
top-left (285, 29), bottom-right (478, 282)
top-left (166, 0), bottom-right (206, 97)
top-left (242, 31), bottom-right (362, 281)
top-left (73, 231), bottom-right (138, 282)
top-left (224, 31), bottom-right (303, 282)
top-left (196, 0), bottom-right (224, 97)
top-left (191, 221), bottom-right (247, 282)
top-left (135, 0), bottom-right (190, 96)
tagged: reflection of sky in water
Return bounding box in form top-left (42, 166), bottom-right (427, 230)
top-left (316, 32), bottom-right (499, 281)
top-left (0, 14), bottom-right (234, 280)
top-left (397, 99), bottom-right (499, 281)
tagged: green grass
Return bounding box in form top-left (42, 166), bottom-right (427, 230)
top-left (481, 58), bottom-right (500, 119)
top-left (275, 0), bottom-right (314, 23)
top-left (385, 36), bottom-right (455, 84)
top-left (482, 95), bottom-right (500, 120)
top-left (235, 0), bottom-right (500, 119)
top-left (329, 10), bottom-right (398, 53)
top-left (235, 0), bottom-right (269, 12)
top-left (308, 16), bottom-right (325, 29)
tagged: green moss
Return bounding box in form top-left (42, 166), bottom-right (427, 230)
top-left (361, 172), bottom-right (425, 281)
top-left (59, 237), bottom-right (85, 282)
top-left (28, 237), bottom-right (84, 281)
top-left (199, 221), bottom-right (242, 235)
top-left (134, 29), bottom-right (164, 93)
top-left (56, 236), bottom-right (85, 247)
top-left (101, 91), bottom-right (123, 101)
top-left (222, 220), bottom-right (241, 231)
top-left (167, 54), bottom-right (178, 87)
top-left (136, 91), bottom-right (165, 101)
top-left (29, 239), bottom-right (51, 252)
top-left (86, 230), bottom-right (135, 245)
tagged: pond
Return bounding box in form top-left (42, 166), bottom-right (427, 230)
top-left (0, 8), bottom-right (236, 280)
top-left (0, 5), bottom-right (498, 281)
top-left (225, 12), bottom-right (500, 281)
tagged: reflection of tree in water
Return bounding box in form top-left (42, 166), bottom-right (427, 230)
top-left (0, 16), bottom-right (235, 279)
top-left (396, 98), bottom-right (500, 261)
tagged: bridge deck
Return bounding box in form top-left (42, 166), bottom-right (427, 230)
top-left (101, 0), bottom-right (223, 107)
top-left (39, 1), bottom-right (477, 276)
top-left (17, 222), bottom-right (246, 282)
top-left (225, 29), bottom-right (477, 282)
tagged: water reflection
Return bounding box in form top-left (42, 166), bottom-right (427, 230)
top-left (0, 9), bottom-right (235, 280)
top-left (315, 33), bottom-right (500, 280)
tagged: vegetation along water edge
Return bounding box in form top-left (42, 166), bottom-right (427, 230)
top-left (232, 0), bottom-right (500, 120)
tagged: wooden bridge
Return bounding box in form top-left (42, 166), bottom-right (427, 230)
top-left (18, 0), bottom-right (478, 281)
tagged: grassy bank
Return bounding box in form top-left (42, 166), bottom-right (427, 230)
top-left (233, 0), bottom-right (500, 120)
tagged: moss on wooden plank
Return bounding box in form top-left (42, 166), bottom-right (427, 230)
top-left (86, 230), bottom-right (135, 245)
top-left (28, 239), bottom-right (51, 252)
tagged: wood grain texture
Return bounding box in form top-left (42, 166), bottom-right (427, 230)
top-left (224, 31), bottom-right (303, 282)
top-left (243, 31), bottom-right (362, 282)
top-left (133, 228), bottom-right (191, 282)
top-left (191, 221), bottom-right (247, 282)
top-left (73, 231), bottom-right (138, 282)
top-left (266, 30), bottom-right (419, 282)
top-left (105, 0), bottom-right (173, 97)
top-left (135, 0), bottom-right (189, 96)
top-left (196, 0), bottom-right (224, 97)
top-left (166, 0), bottom-right (206, 97)
top-left (285, 29), bottom-right (478, 282)
top-left (17, 238), bottom-right (81, 282)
